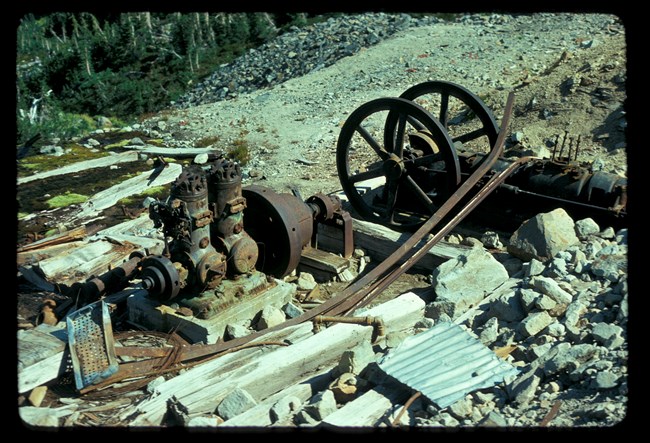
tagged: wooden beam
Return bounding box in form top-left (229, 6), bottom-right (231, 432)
top-left (30, 239), bottom-right (140, 287)
top-left (22, 163), bottom-right (182, 224)
top-left (123, 145), bottom-right (220, 158)
top-left (17, 226), bottom-right (88, 253)
top-left (18, 325), bottom-right (68, 394)
top-left (18, 151), bottom-right (139, 185)
top-left (322, 384), bottom-right (409, 427)
top-left (121, 292), bottom-right (425, 426)
top-left (300, 248), bottom-right (350, 274)
top-left (220, 369), bottom-right (331, 427)
top-left (317, 218), bottom-right (470, 274)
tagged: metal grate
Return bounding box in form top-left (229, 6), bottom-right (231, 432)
top-left (66, 300), bottom-right (118, 390)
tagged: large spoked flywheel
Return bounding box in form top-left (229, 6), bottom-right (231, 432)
top-left (385, 80), bottom-right (499, 153)
top-left (336, 97), bottom-right (460, 230)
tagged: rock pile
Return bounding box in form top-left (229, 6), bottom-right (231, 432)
top-left (174, 13), bottom-right (440, 108)
top-left (261, 208), bottom-right (627, 427)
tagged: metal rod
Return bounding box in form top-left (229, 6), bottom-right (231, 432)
top-left (391, 391), bottom-right (422, 427)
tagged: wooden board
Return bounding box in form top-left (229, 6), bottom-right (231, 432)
top-left (33, 240), bottom-right (138, 287)
top-left (300, 248), bottom-right (350, 274)
top-left (121, 292), bottom-right (425, 426)
top-left (17, 151), bottom-right (139, 185)
top-left (317, 218), bottom-right (471, 274)
top-left (322, 384), bottom-right (409, 427)
top-left (123, 145), bottom-right (220, 157)
top-left (21, 163), bottom-right (182, 224)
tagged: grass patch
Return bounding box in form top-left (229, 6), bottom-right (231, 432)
top-left (17, 144), bottom-right (108, 177)
top-left (227, 138), bottom-right (251, 166)
top-left (103, 139), bottom-right (131, 150)
top-left (116, 185), bottom-right (168, 205)
top-left (18, 212), bottom-right (29, 220)
top-left (46, 192), bottom-right (89, 209)
top-left (147, 139), bottom-right (165, 147)
top-left (195, 135), bottom-right (220, 148)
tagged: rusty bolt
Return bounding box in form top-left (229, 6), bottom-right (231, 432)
top-left (199, 237), bottom-right (210, 249)
top-left (233, 223), bottom-right (243, 234)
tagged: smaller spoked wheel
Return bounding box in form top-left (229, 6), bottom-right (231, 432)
top-left (336, 97), bottom-right (460, 230)
top-left (385, 80), bottom-right (499, 154)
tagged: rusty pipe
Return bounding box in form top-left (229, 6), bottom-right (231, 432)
top-left (67, 253), bottom-right (144, 304)
top-left (313, 315), bottom-right (385, 339)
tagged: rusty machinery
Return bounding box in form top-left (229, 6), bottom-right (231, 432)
top-left (68, 157), bottom-right (352, 314)
top-left (65, 81), bottom-right (628, 370)
top-left (336, 80), bottom-right (627, 231)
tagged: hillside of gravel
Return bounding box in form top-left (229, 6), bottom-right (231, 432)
top-left (139, 12), bottom-right (626, 199)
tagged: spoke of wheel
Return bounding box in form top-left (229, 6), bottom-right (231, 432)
top-left (404, 176), bottom-right (436, 214)
top-left (453, 127), bottom-right (486, 144)
top-left (439, 92), bottom-right (449, 128)
top-left (348, 167), bottom-right (384, 184)
top-left (406, 115), bottom-right (425, 130)
top-left (356, 125), bottom-right (388, 160)
top-left (395, 113), bottom-right (407, 157)
top-left (382, 179), bottom-right (400, 222)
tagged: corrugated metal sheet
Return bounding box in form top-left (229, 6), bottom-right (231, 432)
top-left (378, 322), bottom-right (519, 408)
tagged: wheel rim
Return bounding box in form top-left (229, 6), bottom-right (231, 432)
top-left (337, 97), bottom-right (460, 230)
top-left (385, 80), bottom-right (499, 153)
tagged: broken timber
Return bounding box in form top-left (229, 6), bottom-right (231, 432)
top-left (317, 218), bottom-right (471, 273)
top-left (322, 385), bottom-right (410, 427)
top-left (22, 163), bottom-right (182, 224)
top-left (119, 292), bottom-right (425, 426)
top-left (19, 214), bottom-right (163, 288)
top-left (220, 369), bottom-right (332, 427)
top-left (17, 151), bottom-right (140, 185)
top-left (123, 144), bottom-right (220, 158)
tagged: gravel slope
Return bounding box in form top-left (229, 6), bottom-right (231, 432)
top-left (144, 12), bottom-right (626, 198)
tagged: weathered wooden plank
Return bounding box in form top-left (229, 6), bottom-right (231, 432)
top-left (17, 226), bottom-right (87, 253)
top-left (92, 214), bottom-right (157, 237)
top-left (17, 326), bottom-right (67, 370)
top-left (123, 145), bottom-right (219, 157)
top-left (72, 163), bottom-right (182, 222)
top-left (317, 218), bottom-right (470, 273)
top-left (219, 369), bottom-right (331, 427)
top-left (34, 240), bottom-right (138, 286)
top-left (300, 248), bottom-right (350, 274)
top-left (322, 385), bottom-right (409, 428)
top-left (18, 351), bottom-right (67, 394)
top-left (17, 151), bottom-right (139, 185)
top-left (18, 242), bottom-right (84, 269)
top-left (122, 292), bottom-right (424, 426)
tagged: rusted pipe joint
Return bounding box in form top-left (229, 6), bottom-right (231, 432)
top-left (312, 315), bottom-right (385, 341)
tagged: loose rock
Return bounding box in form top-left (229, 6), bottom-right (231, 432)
top-left (216, 388), bottom-right (257, 421)
top-left (226, 323), bottom-right (249, 339)
top-left (429, 248), bottom-right (508, 319)
top-left (270, 395), bottom-right (302, 423)
top-left (194, 153), bottom-right (209, 164)
top-left (297, 272), bottom-right (317, 291)
top-left (256, 306), bottom-right (286, 330)
top-left (336, 342), bottom-right (376, 376)
top-left (507, 208), bottom-right (580, 262)
top-left (303, 389), bottom-right (337, 421)
top-left (519, 311), bottom-right (554, 338)
top-left (575, 218), bottom-right (600, 238)
top-left (591, 323), bottom-right (624, 349)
